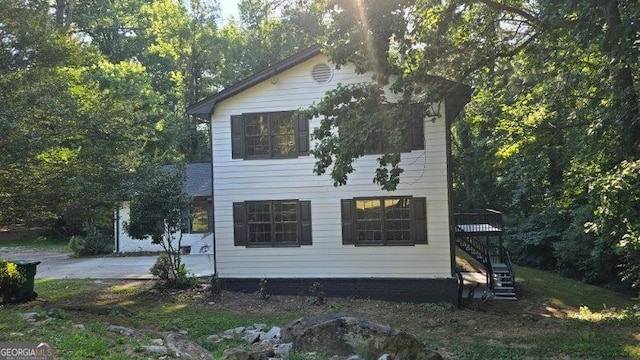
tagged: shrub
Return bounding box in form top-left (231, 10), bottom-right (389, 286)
top-left (150, 253), bottom-right (172, 281)
top-left (309, 282), bottom-right (326, 305)
top-left (0, 258), bottom-right (25, 303)
top-left (68, 226), bottom-right (113, 256)
top-left (150, 253), bottom-right (197, 289)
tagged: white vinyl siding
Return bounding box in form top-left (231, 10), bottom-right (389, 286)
top-left (115, 202), bottom-right (214, 255)
top-left (210, 54), bottom-right (452, 279)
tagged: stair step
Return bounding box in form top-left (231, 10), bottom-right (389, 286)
top-left (495, 287), bottom-right (515, 292)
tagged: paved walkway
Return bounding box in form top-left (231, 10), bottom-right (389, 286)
top-left (1, 248), bottom-right (215, 279)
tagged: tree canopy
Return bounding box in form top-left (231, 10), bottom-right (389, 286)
top-left (0, 0), bottom-right (317, 231)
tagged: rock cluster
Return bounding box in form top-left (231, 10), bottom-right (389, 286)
top-left (70, 314), bottom-right (440, 360)
top-left (207, 323), bottom-right (293, 359)
top-left (106, 326), bottom-right (213, 359)
top-left (210, 315), bottom-right (442, 360)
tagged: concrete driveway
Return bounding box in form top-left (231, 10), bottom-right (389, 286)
top-left (0, 248), bottom-right (215, 279)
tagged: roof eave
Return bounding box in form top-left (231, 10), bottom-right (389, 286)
top-left (186, 46), bottom-right (322, 120)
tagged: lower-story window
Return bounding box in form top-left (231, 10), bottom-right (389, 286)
top-left (233, 200), bottom-right (312, 247)
top-left (341, 196), bottom-right (427, 246)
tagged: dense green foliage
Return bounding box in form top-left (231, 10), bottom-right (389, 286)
top-left (68, 226), bottom-right (113, 256)
top-left (0, 0), bottom-right (317, 232)
top-left (0, 258), bottom-right (25, 302)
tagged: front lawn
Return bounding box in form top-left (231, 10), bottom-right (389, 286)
top-left (0, 267), bottom-right (638, 359)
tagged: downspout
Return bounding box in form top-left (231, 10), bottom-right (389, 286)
top-left (445, 99), bottom-right (457, 277)
top-left (208, 116), bottom-right (217, 276)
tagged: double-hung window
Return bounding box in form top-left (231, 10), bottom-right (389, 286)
top-left (341, 196), bottom-right (427, 246)
top-left (364, 104), bottom-right (425, 154)
top-left (231, 111), bottom-right (309, 159)
top-left (233, 200), bottom-right (312, 247)
top-left (184, 198), bottom-right (212, 233)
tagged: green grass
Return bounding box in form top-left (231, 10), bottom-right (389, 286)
top-left (514, 265), bottom-right (633, 310)
top-left (0, 236), bottom-right (70, 253)
top-left (0, 268), bottom-right (638, 359)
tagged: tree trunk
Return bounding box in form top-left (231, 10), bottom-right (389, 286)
top-left (457, 120), bottom-right (475, 208)
top-left (601, 0), bottom-right (640, 160)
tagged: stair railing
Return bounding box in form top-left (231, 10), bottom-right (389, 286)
top-left (455, 229), bottom-right (490, 266)
top-left (454, 209), bottom-right (503, 233)
top-left (504, 248), bottom-right (515, 281)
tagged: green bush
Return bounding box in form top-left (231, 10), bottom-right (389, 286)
top-left (150, 253), bottom-right (197, 289)
top-left (150, 253), bottom-right (172, 281)
top-left (0, 258), bottom-right (25, 302)
top-left (68, 226), bottom-right (113, 256)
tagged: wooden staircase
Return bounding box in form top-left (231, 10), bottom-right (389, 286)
top-left (455, 210), bottom-right (516, 301)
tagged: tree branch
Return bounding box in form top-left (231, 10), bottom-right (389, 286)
top-left (476, 0), bottom-right (575, 29)
top-left (475, 0), bottom-right (537, 23)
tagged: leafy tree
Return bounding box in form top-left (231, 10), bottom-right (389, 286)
top-left (215, 0), bottom-right (320, 86)
top-left (307, 0), bottom-right (640, 290)
top-left (124, 165), bottom-right (194, 287)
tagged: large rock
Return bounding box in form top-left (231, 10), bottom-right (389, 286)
top-left (282, 314), bottom-right (441, 360)
top-left (165, 332), bottom-right (213, 359)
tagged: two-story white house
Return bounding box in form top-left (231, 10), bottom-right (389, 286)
top-left (186, 46), bottom-right (471, 303)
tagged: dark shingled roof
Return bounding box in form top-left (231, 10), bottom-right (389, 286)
top-left (183, 163), bottom-right (212, 197)
top-left (163, 163), bottom-right (212, 197)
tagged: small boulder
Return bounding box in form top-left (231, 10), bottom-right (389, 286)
top-left (21, 312), bottom-right (38, 321)
top-left (206, 334), bottom-right (224, 344)
top-left (142, 345), bottom-right (168, 355)
top-left (166, 332), bottom-right (213, 359)
top-left (282, 315), bottom-right (442, 360)
top-left (107, 325), bottom-right (142, 339)
top-left (244, 330), bottom-right (264, 344)
top-left (223, 348), bottom-right (249, 360)
top-left (263, 326), bottom-right (281, 340)
top-left (273, 343), bottom-right (293, 358)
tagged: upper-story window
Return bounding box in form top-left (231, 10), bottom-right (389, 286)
top-left (231, 112), bottom-right (309, 159)
top-left (365, 104), bottom-right (425, 154)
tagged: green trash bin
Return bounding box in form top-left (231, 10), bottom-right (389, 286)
top-left (10, 260), bottom-right (41, 303)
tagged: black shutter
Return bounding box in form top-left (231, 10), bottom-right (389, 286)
top-left (231, 115), bottom-right (244, 159)
top-left (412, 197), bottom-right (427, 244)
top-left (409, 105), bottom-right (425, 150)
top-left (207, 200), bottom-right (214, 233)
top-left (232, 202), bottom-right (246, 246)
top-left (341, 199), bottom-right (355, 245)
top-left (298, 200), bottom-right (312, 245)
top-left (296, 113), bottom-right (310, 156)
top-left (181, 208), bottom-right (190, 233)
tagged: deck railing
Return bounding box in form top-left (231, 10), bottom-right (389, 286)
top-left (454, 209), bottom-right (503, 233)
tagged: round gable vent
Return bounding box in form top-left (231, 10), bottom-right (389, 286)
top-left (311, 63), bottom-right (333, 84)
